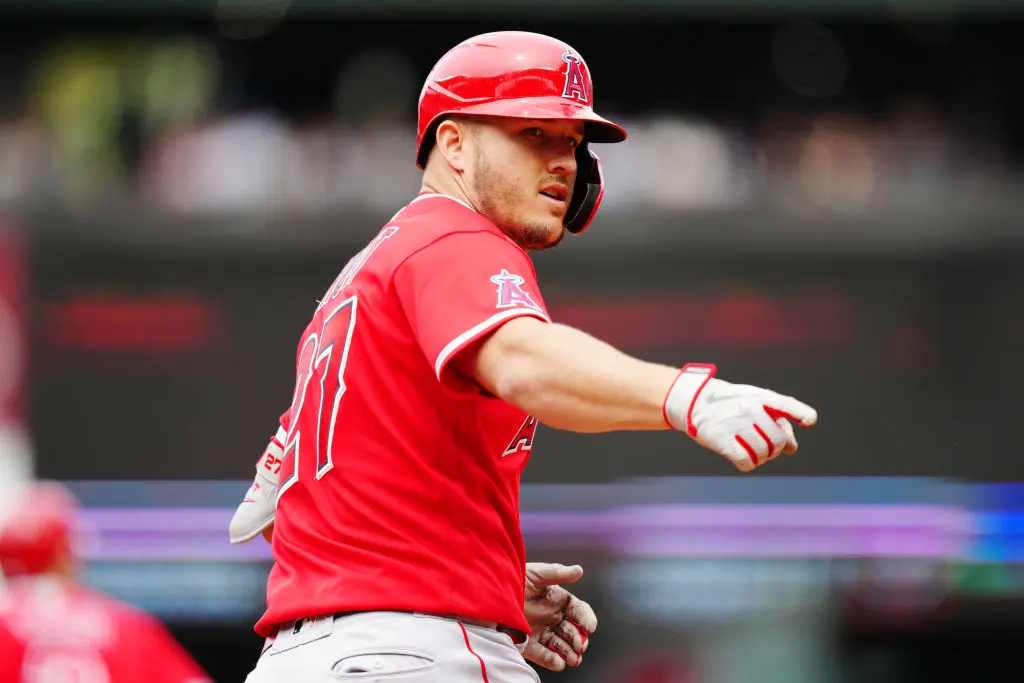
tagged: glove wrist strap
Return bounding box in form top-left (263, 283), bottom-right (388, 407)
top-left (662, 363), bottom-right (717, 435)
top-left (255, 438), bottom-right (285, 485)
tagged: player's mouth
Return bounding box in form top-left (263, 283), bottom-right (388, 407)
top-left (539, 184), bottom-right (568, 207)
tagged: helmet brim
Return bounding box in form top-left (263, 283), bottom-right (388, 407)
top-left (452, 96), bottom-right (627, 144)
top-left (415, 96), bottom-right (626, 168)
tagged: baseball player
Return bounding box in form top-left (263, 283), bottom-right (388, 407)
top-left (0, 481), bottom-right (213, 683)
top-left (232, 31), bottom-right (818, 682)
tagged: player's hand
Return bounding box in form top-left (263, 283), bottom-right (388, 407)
top-left (663, 363), bottom-right (818, 472)
top-left (523, 562), bottom-right (596, 671)
top-left (228, 439), bottom-right (282, 544)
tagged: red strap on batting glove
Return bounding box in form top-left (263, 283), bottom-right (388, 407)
top-left (662, 363), bottom-right (717, 436)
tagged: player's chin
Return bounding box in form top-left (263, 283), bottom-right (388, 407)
top-left (546, 224), bottom-right (566, 248)
top-left (531, 220), bottom-right (564, 249)
top-left (536, 205), bottom-right (567, 237)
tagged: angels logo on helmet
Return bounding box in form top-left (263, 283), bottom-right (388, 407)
top-left (561, 52), bottom-right (590, 103)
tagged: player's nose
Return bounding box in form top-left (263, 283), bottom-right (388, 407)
top-left (547, 146), bottom-right (577, 177)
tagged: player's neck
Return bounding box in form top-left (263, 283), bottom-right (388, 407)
top-left (419, 168), bottom-right (475, 212)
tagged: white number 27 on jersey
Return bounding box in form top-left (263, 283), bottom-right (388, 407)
top-left (278, 296), bottom-right (358, 497)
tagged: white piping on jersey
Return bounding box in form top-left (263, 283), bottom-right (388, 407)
top-left (434, 308), bottom-right (551, 380)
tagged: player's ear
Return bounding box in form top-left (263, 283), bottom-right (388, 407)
top-left (435, 118), bottom-right (472, 173)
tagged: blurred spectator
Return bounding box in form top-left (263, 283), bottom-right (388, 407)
top-left (141, 111), bottom-right (291, 215)
top-left (0, 113), bottom-right (45, 204)
top-left (0, 227), bottom-right (30, 525)
top-left (795, 112), bottom-right (881, 211)
top-left (0, 482), bottom-right (212, 683)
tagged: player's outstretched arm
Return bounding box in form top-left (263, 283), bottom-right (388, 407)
top-left (454, 316), bottom-right (818, 471)
top-left (462, 316), bottom-right (679, 433)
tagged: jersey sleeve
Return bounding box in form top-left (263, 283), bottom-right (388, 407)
top-left (394, 231), bottom-right (551, 393)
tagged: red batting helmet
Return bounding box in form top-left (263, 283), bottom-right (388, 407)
top-left (416, 31), bottom-right (627, 235)
top-left (0, 482), bottom-right (78, 577)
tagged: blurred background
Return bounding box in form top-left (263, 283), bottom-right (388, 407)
top-left (1, 0), bottom-right (1023, 681)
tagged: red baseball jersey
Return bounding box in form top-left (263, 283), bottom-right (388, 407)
top-left (256, 194), bottom-right (550, 638)
top-left (0, 578), bottom-right (211, 683)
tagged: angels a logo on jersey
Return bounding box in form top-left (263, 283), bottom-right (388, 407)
top-left (503, 416), bottom-right (538, 458)
top-left (561, 52), bottom-right (589, 103)
top-left (490, 269), bottom-right (541, 311)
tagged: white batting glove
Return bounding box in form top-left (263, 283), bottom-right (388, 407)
top-left (228, 438), bottom-right (282, 544)
top-left (663, 363), bottom-right (818, 472)
top-left (523, 563), bottom-right (597, 671)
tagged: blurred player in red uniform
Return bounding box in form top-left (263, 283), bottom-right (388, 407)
top-left (0, 482), bottom-right (212, 683)
top-left (231, 31), bottom-right (818, 682)
top-left (0, 227), bottom-right (33, 530)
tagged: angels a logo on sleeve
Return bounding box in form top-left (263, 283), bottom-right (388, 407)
top-left (490, 269), bottom-right (542, 311)
top-left (503, 416), bottom-right (538, 458)
top-left (561, 52), bottom-right (590, 103)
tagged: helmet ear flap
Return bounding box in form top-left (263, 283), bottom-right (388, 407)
top-left (564, 143), bottom-right (605, 235)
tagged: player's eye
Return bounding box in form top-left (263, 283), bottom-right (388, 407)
top-left (523, 127), bottom-right (544, 138)
top-left (567, 136), bottom-right (581, 149)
